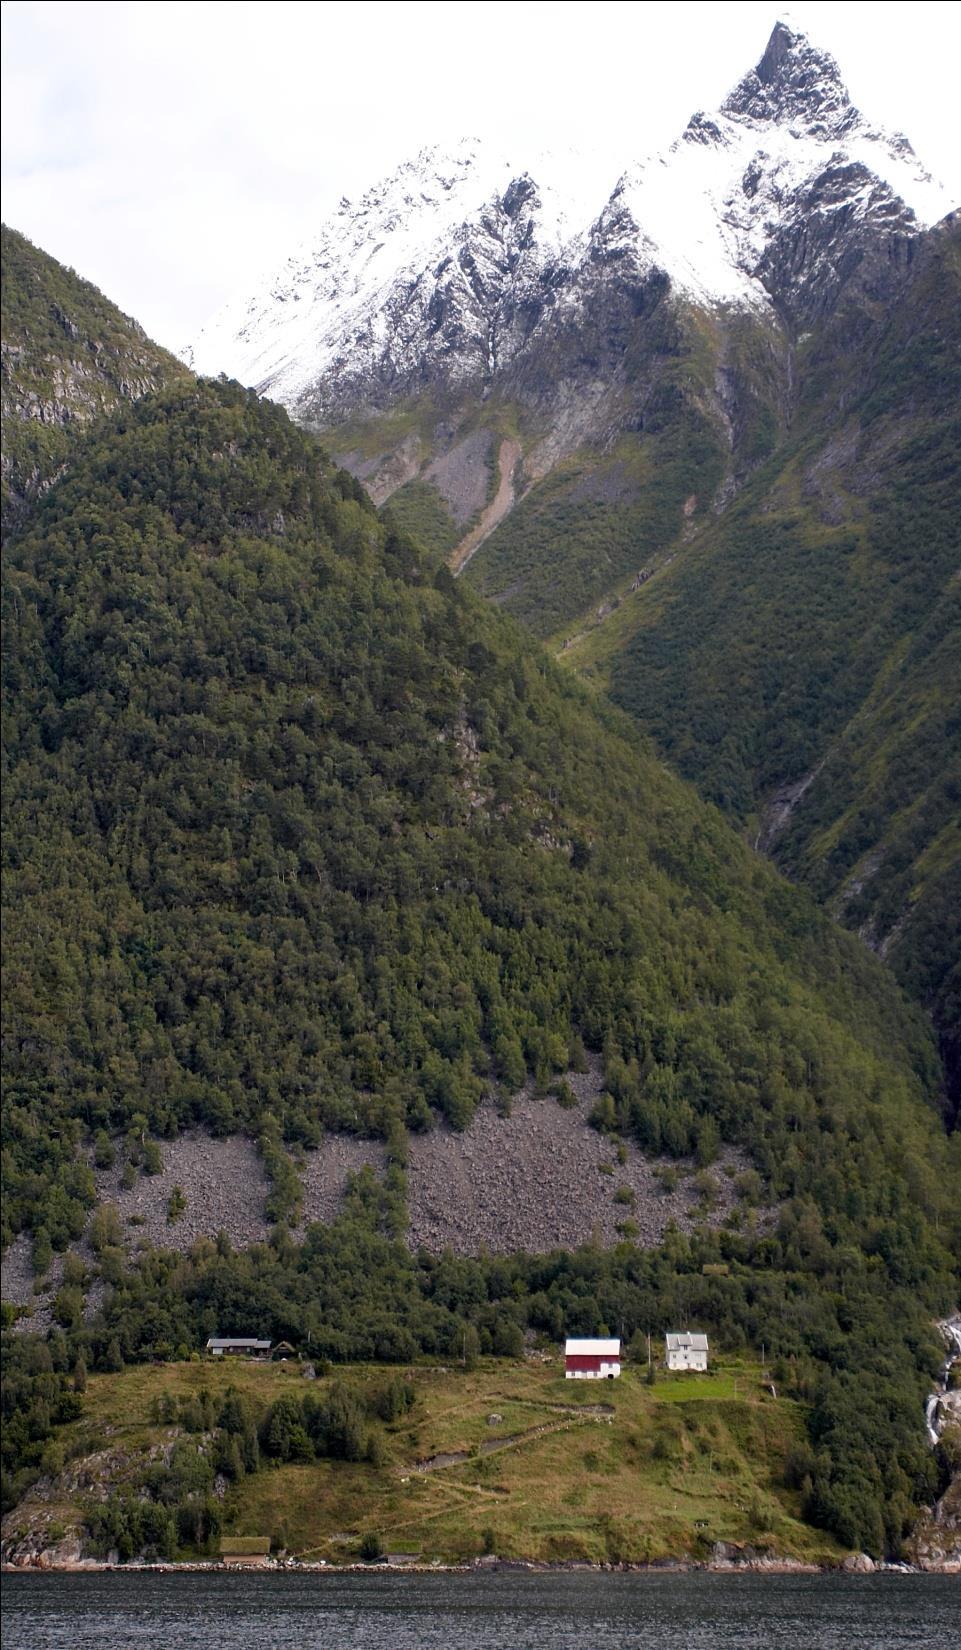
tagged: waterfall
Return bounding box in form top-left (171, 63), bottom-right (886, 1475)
top-left (925, 1315), bottom-right (961, 1447)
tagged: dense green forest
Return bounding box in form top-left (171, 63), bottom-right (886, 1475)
top-left (382, 478), bottom-right (464, 561)
top-left (2, 373), bottom-right (959, 1555)
top-left (2, 376), bottom-right (948, 1229)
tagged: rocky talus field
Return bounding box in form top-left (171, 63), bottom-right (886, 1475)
top-left (2, 1064), bottom-right (754, 1333)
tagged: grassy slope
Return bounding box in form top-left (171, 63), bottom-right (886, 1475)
top-left (330, 305), bottom-right (784, 640)
top-left (11, 1356), bottom-right (840, 1565)
top-left (463, 426), bottom-right (722, 639)
top-left (459, 304), bottom-right (766, 639)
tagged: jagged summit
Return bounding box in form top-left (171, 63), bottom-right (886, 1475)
top-left (186, 22), bottom-right (953, 414)
top-left (576, 20), bottom-right (948, 323)
top-left (721, 20), bottom-right (857, 135)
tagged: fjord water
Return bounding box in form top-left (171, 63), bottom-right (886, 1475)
top-left (2, 1572), bottom-right (958, 1650)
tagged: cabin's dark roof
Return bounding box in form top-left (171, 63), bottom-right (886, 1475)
top-left (206, 1336), bottom-right (272, 1350)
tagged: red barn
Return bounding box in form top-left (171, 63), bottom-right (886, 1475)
top-left (565, 1337), bottom-right (621, 1379)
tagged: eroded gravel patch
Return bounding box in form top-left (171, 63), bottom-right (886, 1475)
top-left (424, 429), bottom-right (493, 524)
top-left (0, 1235), bottom-right (64, 1326)
top-left (1, 1234), bottom-right (39, 1308)
top-left (406, 1075), bottom-right (743, 1256)
top-left (92, 1134), bottom-right (271, 1252)
top-left (296, 1136), bottom-right (386, 1227)
top-left (450, 438), bottom-right (521, 573)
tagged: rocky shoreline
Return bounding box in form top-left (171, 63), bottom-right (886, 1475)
top-left (4, 1551), bottom-right (957, 1577)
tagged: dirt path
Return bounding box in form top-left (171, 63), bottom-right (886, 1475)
top-left (508, 1399), bottom-right (614, 1419)
top-left (411, 1409), bottom-right (611, 1474)
top-left (448, 438), bottom-right (521, 575)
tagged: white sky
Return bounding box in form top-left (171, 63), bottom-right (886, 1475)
top-left (2, 0), bottom-right (959, 351)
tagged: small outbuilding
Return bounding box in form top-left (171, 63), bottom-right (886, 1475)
top-left (220, 1536), bottom-right (271, 1567)
top-left (565, 1337), bottom-right (621, 1379)
top-left (665, 1331), bottom-right (709, 1371)
top-left (206, 1336), bottom-right (272, 1359)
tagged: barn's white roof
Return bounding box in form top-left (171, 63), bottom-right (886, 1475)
top-left (565, 1338), bottom-right (621, 1356)
top-left (665, 1332), bottom-right (709, 1351)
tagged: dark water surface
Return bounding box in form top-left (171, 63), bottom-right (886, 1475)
top-left (1, 1570), bottom-right (958, 1650)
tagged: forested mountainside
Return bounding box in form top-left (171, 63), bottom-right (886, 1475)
top-left (184, 24), bottom-right (959, 1094)
top-left (1, 226), bottom-right (186, 528)
top-left (585, 212), bottom-right (961, 1112)
top-left (2, 373), bottom-right (945, 1236)
top-left (2, 349), bottom-right (959, 1553)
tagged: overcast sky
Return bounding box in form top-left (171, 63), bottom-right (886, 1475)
top-left (2, 0), bottom-right (959, 351)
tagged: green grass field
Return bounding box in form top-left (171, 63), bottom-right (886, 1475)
top-left (38, 1353), bottom-right (842, 1566)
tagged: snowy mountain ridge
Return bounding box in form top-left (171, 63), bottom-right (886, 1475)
top-left (186, 139), bottom-right (599, 407)
top-left (185, 22), bottom-right (953, 420)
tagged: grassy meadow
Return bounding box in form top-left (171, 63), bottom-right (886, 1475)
top-left (42, 1352), bottom-right (843, 1566)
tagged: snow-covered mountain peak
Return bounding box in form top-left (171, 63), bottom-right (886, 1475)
top-left (721, 21), bottom-right (856, 138)
top-left (185, 23), bottom-right (954, 416)
top-left (605, 17), bottom-right (952, 314)
top-left (705, 20), bottom-right (947, 228)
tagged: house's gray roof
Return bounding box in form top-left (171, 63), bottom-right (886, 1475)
top-left (206, 1337), bottom-right (272, 1350)
top-left (665, 1332), bottom-right (709, 1351)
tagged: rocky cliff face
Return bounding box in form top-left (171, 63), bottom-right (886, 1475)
top-left (907, 1472), bottom-right (961, 1573)
top-left (1, 226), bottom-right (186, 530)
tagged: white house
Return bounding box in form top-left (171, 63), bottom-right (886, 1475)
top-left (665, 1331), bottom-right (709, 1371)
top-left (565, 1337), bottom-right (621, 1379)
